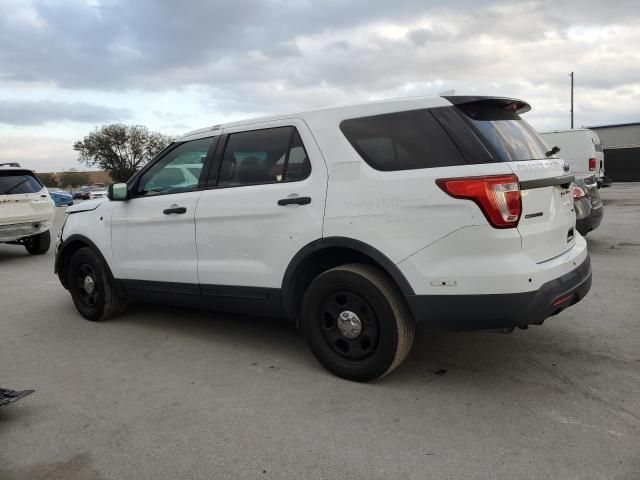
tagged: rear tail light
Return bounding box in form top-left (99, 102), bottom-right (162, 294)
top-left (571, 183), bottom-right (586, 199)
top-left (589, 158), bottom-right (596, 171)
top-left (436, 174), bottom-right (522, 229)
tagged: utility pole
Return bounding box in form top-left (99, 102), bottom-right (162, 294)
top-left (569, 72), bottom-right (574, 129)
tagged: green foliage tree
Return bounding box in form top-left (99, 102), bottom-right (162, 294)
top-left (59, 170), bottom-right (90, 189)
top-left (74, 124), bottom-right (174, 183)
top-left (37, 173), bottom-right (59, 188)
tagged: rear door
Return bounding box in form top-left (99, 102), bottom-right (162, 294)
top-left (194, 120), bottom-right (327, 299)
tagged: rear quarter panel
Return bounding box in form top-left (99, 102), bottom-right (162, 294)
top-left (304, 102), bottom-right (515, 263)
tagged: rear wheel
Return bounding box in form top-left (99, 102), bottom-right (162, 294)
top-left (68, 247), bottom-right (126, 321)
top-left (24, 230), bottom-right (51, 255)
top-left (301, 263), bottom-right (415, 382)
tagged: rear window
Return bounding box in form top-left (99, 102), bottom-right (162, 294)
top-left (0, 171), bottom-right (43, 195)
top-left (455, 102), bottom-right (549, 162)
top-left (340, 109), bottom-right (466, 171)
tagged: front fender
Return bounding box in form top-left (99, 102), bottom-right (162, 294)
top-left (54, 234), bottom-right (122, 295)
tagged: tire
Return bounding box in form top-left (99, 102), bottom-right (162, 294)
top-left (67, 247), bottom-right (126, 321)
top-left (24, 230), bottom-right (51, 255)
top-left (300, 263), bottom-right (415, 382)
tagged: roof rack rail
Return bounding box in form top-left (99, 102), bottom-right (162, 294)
top-left (0, 162), bottom-right (21, 167)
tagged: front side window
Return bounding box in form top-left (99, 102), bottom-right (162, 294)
top-left (217, 127), bottom-right (310, 187)
top-left (0, 171), bottom-right (43, 194)
top-left (136, 136), bottom-right (217, 196)
top-left (340, 109), bottom-right (466, 171)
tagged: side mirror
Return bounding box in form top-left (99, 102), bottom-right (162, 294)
top-left (108, 183), bottom-right (129, 201)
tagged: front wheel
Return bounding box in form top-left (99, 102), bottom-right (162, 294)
top-left (301, 263), bottom-right (415, 382)
top-left (24, 230), bottom-right (51, 255)
top-left (67, 247), bottom-right (126, 321)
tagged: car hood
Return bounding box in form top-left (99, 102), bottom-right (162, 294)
top-left (66, 198), bottom-right (107, 213)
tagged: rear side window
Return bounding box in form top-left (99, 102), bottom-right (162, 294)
top-left (455, 102), bottom-right (549, 162)
top-left (0, 171), bottom-right (43, 194)
top-left (340, 109), bottom-right (465, 171)
top-left (217, 127), bottom-right (310, 187)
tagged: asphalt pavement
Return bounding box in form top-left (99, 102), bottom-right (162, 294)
top-left (1, 185), bottom-right (639, 479)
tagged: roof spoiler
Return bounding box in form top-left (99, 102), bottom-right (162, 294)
top-left (442, 96), bottom-right (531, 115)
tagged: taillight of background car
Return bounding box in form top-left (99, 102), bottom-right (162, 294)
top-left (436, 174), bottom-right (522, 229)
top-left (589, 158), bottom-right (596, 171)
top-left (570, 182), bottom-right (587, 200)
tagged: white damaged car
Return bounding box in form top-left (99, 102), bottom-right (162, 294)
top-left (0, 166), bottom-right (55, 255)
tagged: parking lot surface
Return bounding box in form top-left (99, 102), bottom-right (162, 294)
top-left (1, 185), bottom-right (639, 480)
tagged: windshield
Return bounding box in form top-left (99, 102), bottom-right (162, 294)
top-left (456, 103), bottom-right (549, 162)
top-left (0, 171), bottom-right (43, 195)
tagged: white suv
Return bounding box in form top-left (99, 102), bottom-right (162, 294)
top-left (55, 96), bottom-right (591, 381)
top-left (1, 165), bottom-right (55, 254)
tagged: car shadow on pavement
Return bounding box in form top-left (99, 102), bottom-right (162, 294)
top-left (109, 301), bottom-right (310, 359)
top-left (0, 248), bottom-right (31, 260)
top-left (107, 301), bottom-right (589, 394)
top-left (0, 452), bottom-right (105, 480)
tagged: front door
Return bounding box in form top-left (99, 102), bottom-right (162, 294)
top-left (110, 136), bottom-right (218, 286)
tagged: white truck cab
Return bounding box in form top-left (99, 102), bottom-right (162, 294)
top-left (55, 96), bottom-right (591, 381)
top-left (540, 129), bottom-right (606, 183)
top-left (1, 166), bottom-right (55, 254)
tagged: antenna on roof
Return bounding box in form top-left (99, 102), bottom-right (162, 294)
top-left (438, 90), bottom-right (455, 96)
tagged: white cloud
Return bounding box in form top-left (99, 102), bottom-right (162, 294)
top-left (0, 135), bottom-right (79, 172)
top-left (0, 0), bottom-right (638, 170)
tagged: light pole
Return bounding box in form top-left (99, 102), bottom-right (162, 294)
top-left (569, 72), bottom-right (574, 129)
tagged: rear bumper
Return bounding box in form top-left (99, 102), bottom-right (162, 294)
top-left (0, 221), bottom-right (51, 242)
top-left (576, 204), bottom-right (603, 235)
top-left (404, 256), bottom-right (592, 331)
top-left (574, 197), bottom-right (591, 221)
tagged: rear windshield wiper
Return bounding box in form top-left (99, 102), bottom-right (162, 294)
top-left (545, 146), bottom-right (561, 157)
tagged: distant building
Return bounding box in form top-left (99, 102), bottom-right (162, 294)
top-left (588, 122), bottom-right (640, 182)
top-left (82, 171), bottom-right (113, 185)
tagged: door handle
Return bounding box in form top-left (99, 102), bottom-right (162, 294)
top-left (163, 206), bottom-right (187, 215)
top-left (277, 196), bottom-right (311, 206)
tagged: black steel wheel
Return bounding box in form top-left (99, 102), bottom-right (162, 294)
top-left (301, 263), bottom-right (415, 382)
top-left (75, 262), bottom-right (99, 310)
top-left (320, 291), bottom-right (379, 361)
top-left (24, 230), bottom-right (51, 255)
top-left (68, 247), bottom-right (126, 321)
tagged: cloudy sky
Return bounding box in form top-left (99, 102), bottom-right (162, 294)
top-left (1, 0), bottom-right (639, 171)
